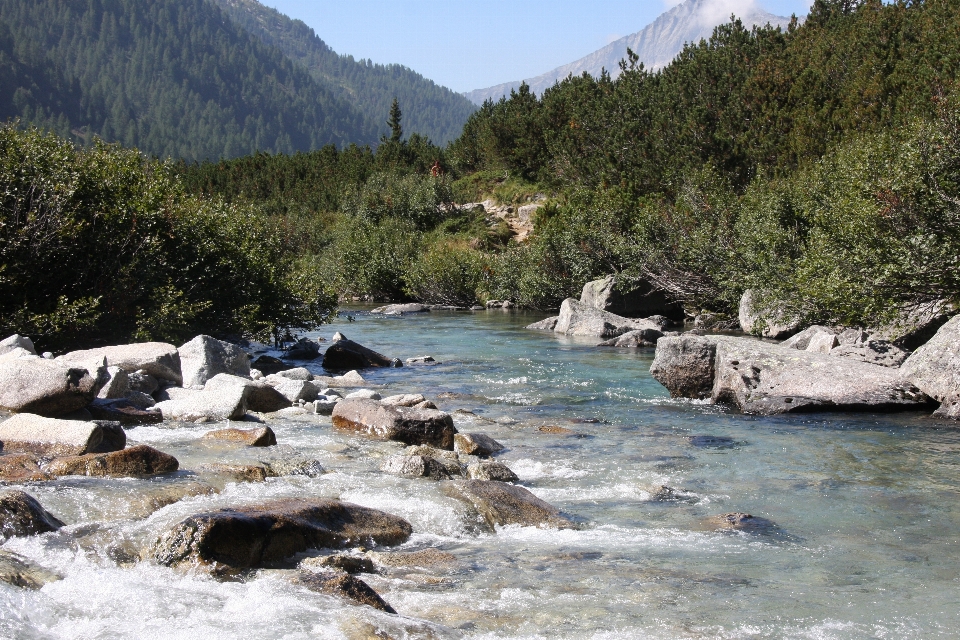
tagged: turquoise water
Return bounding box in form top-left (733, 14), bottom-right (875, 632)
top-left (3, 308), bottom-right (960, 639)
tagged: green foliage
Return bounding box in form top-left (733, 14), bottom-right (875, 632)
top-left (0, 125), bottom-right (335, 351)
top-left (320, 217), bottom-right (421, 301)
top-left (404, 241), bottom-right (487, 306)
top-left (341, 173), bottom-right (454, 230)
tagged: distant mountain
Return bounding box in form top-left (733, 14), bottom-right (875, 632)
top-left (464, 0), bottom-right (793, 105)
top-left (210, 0), bottom-right (476, 145)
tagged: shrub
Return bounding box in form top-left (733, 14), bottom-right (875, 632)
top-left (403, 240), bottom-right (487, 306)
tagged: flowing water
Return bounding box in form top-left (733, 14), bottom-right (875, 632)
top-left (3, 308), bottom-right (960, 639)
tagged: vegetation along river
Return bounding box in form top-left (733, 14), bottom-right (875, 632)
top-left (3, 308), bottom-right (959, 639)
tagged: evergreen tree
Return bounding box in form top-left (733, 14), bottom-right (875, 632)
top-left (388, 98), bottom-right (403, 143)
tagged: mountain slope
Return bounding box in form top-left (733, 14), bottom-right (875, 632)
top-left (209, 0), bottom-right (476, 145)
top-left (465, 0), bottom-right (792, 105)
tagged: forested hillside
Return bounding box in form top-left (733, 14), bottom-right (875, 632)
top-left (210, 0), bottom-right (476, 145)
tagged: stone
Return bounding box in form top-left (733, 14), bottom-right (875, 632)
top-left (453, 433), bottom-right (504, 457)
top-left (264, 377), bottom-right (320, 404)
top-left (413, 400), bottom-right (438, 410)
top-left (525, 316), bottom-right (559, 331)
top-left (597, 328), bottom-right (664, 347)
top-left (154, 385), bottom-right (247, 422)
top-left (96, 367), bottom-right (129, 399)
top-left (900, 315), bottom-right (960, 403)
top-left (781, 326), bottom-right (836, 350)
top-left (302, 553), bottom-right (376, 575)
top-left (295, 570), bottom-right (396, 613)
top-left (285, 338), bottom-right (320, 361)
top-left (251, 355), bottom-right (291, 376)
top-left (837, 328), bottom-right (870, 346)
top-left (831, 340), bottom-right (910, 368)
top-left (87, 398), bottom-right (163, 425)
top-left (712, 337), bottom-right (932, 415)
top-left (380, 394), bottom-right (426, 407)
top-left (403, 445), bottom-right (464, 476)
top-left (154, 386), bottom-right (196, 402)
top-left (466, 461), bottom-right (518, 482)
top-left (649, 335), bottom-right (717, 399)
top-left (405, 356), bottom-right (436, 365)
top-left (204, 373), bottom-right (290, 413)
top-left (178, 335), bottom-right (250, 389)
top-left (371, 548), bottom-right (456, 568)
top-left (706, 512), bottom-right (779, 534)
top-left (261, 456), bottom-right (325, 478)
top-left (0, 490), bottom-right (64, 537)
top-left (444, 480), bottom-right (575, 529)
top-left (0, 347), bottom-right (35, 362)
top-left (203, 427), bottom-right (277, 447)
top-left (332, 398), bottom-right (457, 449)
top-left (127, 371), bottom-right (159, 395)
top-left (58, 342), bottom-right (182, 384)
top-left (155, 498), bottom-right (413, 573)
top-left (45, 444), bottom-right (178, 478)
top-left (276, 367), bottom-right (313, 381)
top-left (0, 550), bottom-right (61, 589)
top-left (123, 390), bottom-right (156, 409)
top-left (807, 332), bottom-right (840, 354)
top-left (0, 335), bottom-right (35, 357)
top-left (870, 301), bottom-right (954, 350)
top-left (933, 391), bottom-right (960, 419)
top-left (313, 397), bottom-right (339, 415)
top-left (580, 275), bottom-right (683, 320)
top-left (345, 389), bottom-right (382, 401)
top-left (250, 369), bottom-right (263, 380)
top-left (554, 298), bottom-right (663, 338)
top-left (371, 303), bottom-right (430, 315)
top-left (0, 359), bottom-right (97, 417)
top-left (738, 289), bottom-right (800, 339)
top-left (0, 414), bottom-right (125, 456)
top-left (323, 334), bottom-right (401, 370)
top-left (380, 455), bottom-right (451, 480)
top-left (197, 463), bottom-right (270, 483)
top-left (0, 454), bottom-right (49, 482)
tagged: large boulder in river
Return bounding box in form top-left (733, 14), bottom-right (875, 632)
top-left (711, 337), bottom-right (932, 414)
top-left (0, 359), bottom-right (98, 417)
top-left (371, 303), bottom-right (430, 315)
top-left (0, 490), bottom-right (64, 537)
top-left (58, 342), bottom-right (182, 384)
top-left (204, 373), bottom-right (290, 413)
top-left (322, 334), bottom-right (401, 370)
top-left (45, 444), bottom-right (178, 478)
top-left (580, 275), bottom-right (683, 320)
top-left (154, 386), bottom-right (247, 422)
top-left (0, 414), bottom-right (125, 456)
top-left (553, 298), bottom-right (662, 339)
top-left (295, 570), bottom-right (396, 613)
top-left (899, 315), bottom-right (960, 405)
top-left (443, 480), bottom-right (575, 529)
top-left (380, 455), bottom-right (451, 480)
top-left (738, 290), bottom-right (800, 339)
top-left (179, 335), bottom-right (250, 389)
top-left (332, 398), bottom-right (457, 449)
top-left (154, 498), bottom-right (412, 574)
top-left (649, 335), bottom-right (717, 399)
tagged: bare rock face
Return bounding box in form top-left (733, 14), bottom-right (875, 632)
top-left (580, 275), bottom-right (683, 320)
top-left (332, 398), bottom-right (457, 449)
top-left (0, 359), bottom-right (98, 417)
top-left (443, 480), bottom-right (575, 529)
top-left (0, 550), bottom-right (61, 589)
top-left (466, 461), bottom-right (519, 483)
top-left (380, 455), bottom-right (451, 480)
top-left (554, 298), bottom-right (663, 339)
top-left (831, 340), bottom-right (910, 368)
top-left (453, 433), bottom-right (504, 458)
top-left (154, 498), bottom-right (413, 574)
top-left (0, 490), bottom-right (64, 537)
top-left (738, 290), bottom-right (800, 339)
top-left (204, 374), bottom-right (290, 413)
top-left (322, 333), bottom-right (401, 371)
top-left (0, 414), bottom-right (125, 456)
top-left (154, 385), bottom-right (247, 422)
top-left (649, 335), bottom-right (717, 399)
top-left (712, 337), bottom-right (932, 415)
top-left (295, 570), bottom-right (396, 613)
top-left (58, 342), bottom-right (182, 384)
top-left (202, 427), bottom-right (277, 447)
top-left (179, 335), bottom-right (250, 389)
top-left (899, 315), bottom-right (960, 403)
top-left (45, 444), bottom-right (179, 478)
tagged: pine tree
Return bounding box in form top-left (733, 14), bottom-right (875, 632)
top-left (387, 97), bottom-right (402, 142)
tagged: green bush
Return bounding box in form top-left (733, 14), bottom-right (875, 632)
top-left (341, 172), bottom-right (454, 230)
top-left (403, 240), bottom-right (487, 306)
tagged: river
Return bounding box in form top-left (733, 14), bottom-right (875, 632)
top-left (2, 307), bottom-right (959, 639)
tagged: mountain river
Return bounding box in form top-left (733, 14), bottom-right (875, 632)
top-left (2, 307), bottom-right (959, 639)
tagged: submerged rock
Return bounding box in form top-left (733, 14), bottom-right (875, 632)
top-left (202, 426), bottom-right (277, 447)
top-left (0, 490), bottom-right (64, 537)
top-left (0, 359), bottom-right (98, 417)
top-left (45, 444), bottom-right (178, 478)
top-left (405, 356), bottom-right (436, 365)
top-left (332, 398), bottom-right (457, 449)
top-left (0, 550), bottom-right (61, 589)
top-left (444, 480), bottom-right (575, 529)
top-left (380, 455), bottom-right (451, 480)
top-left (155, 498), bottom-right (412, 573)
top-left (285, 338), bottom-right (320, 361)
top-left (597, 328), bottom-right (664, 347)
top-left (301, 553), bottom-right (375, 575)
top-left (706, 512), bottom-right (780, 534)
top-left (295, 570), bottom-right (396, 613)
top-left (58, 342), bottom-right (182, 384)
top-left (322, 334), bottom-right (401, 370)
top-left (197, 463), bottom-right (270, 483)
top-left (453, 433), bottom-right (504, 458)
top-left (649, 335), bottom-right (717, 399)
top-left (0, 414), bottom-right (125, 456)
top-left (466, 461), bottom-right (519, 483)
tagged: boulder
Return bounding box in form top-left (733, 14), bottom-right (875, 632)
top-left (285, 338), bottom-right (320, 361)
top-left (598, 328), bottom-right (664, 347)
top-left (0, 454), bottom-right (49, 482)
top-left (263, 377), bottom-right (320, 404)
top-left (322, 334), bottom-right (401, 370)
top-left (781, 325), bottom-right (836, 350)
top-left (0, 359), bottom-right (97, 417)
top-left (332, 398), bottom-right (457, 449)
top-left (0, 414), bottom-right (125, 456)
top-left (295, 570), bottom-right (396, 613)
top-left (649, 335), bottom-right (717, 399)
top-left (870, 301), bottom-right (954, 350)
top-left (0, 550), bottom-right (61, 589)
top-left (580, 275), bottom-right (683, 320)
top-left (179, 335), bottom-right (250, 389)
top-left (251, 355), bottom-right (291, 376)
top-left (127, 371), bottom-right (159, 395)
top-left (706, 512), bottom-right (779, 534)
top-left (380, 455), bottom-right (451, 480)
top-left (87, 398), bottom-right (163, 425)
top-left (0, 335), bottom-right (35, 357)
top-left (275, 367), bottom-right (313, 381)
top-left (45, 444), bottom-right (178, 478)
top-left (899, 315), bottom-right (960, 404)
top-left (443, 480), bottom-right (575, 529)
top-left (96, 367), bottom-right (129, 399)
top-left (371, 303), bottom-right (430, 315)
top-left (466, 461), bottom-right (519, 483)
top-left (154, 385), bottom-right (247, 422)
top-left (155, 498), bottom-right (413, 573)
top-left (738, 290), bottom-right (800, 339)
top-left (712, 337), bottom-right (932, 414)
top-left (202, 427), bottom-right (277, 447)
top-left (453, 433), bottom-right (504, 457)
top-left (313, 370), bottom-right (368, 388)
top-left (807, 332), bottom-right (840, 354)
top-left (403, 445), bottom-right (464, 476)
top-left (345, 389), bottom-right (381, 400)
top-left (204, 374), bottom-right (290, 413)
top-left (58, 342), bottom-right (181, 384)
top-left (405, 356), bottom-right (436, 365)
top-left (197, 463), bottom-right (270, 483)
top-left (525, 316), bottom-right (559, 331)
top-left (302, 553), bottom-right (375, 575)
top-left (260, 456), bottom-right (325, 478)
top-left (553, 298), bottom-right (663, 339)
top-left (0, 347), bottom-right (35, 362)
top-left (831, 340), bottom-right (910, 368)
top-left (380, 394), bottom-right (426, 407)
top-left (0, 490), bottom-right (64, 537)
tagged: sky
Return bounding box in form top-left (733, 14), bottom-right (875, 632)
top-left (261, 0), bottom-right (814, 93)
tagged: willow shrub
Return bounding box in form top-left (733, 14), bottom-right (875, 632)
top-left (0, 125), bottom-right (335, 351)
top-left (403, 240), bottom-right (487, 306)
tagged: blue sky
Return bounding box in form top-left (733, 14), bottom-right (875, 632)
top-left (261, 0), bottom-right (813, 93)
